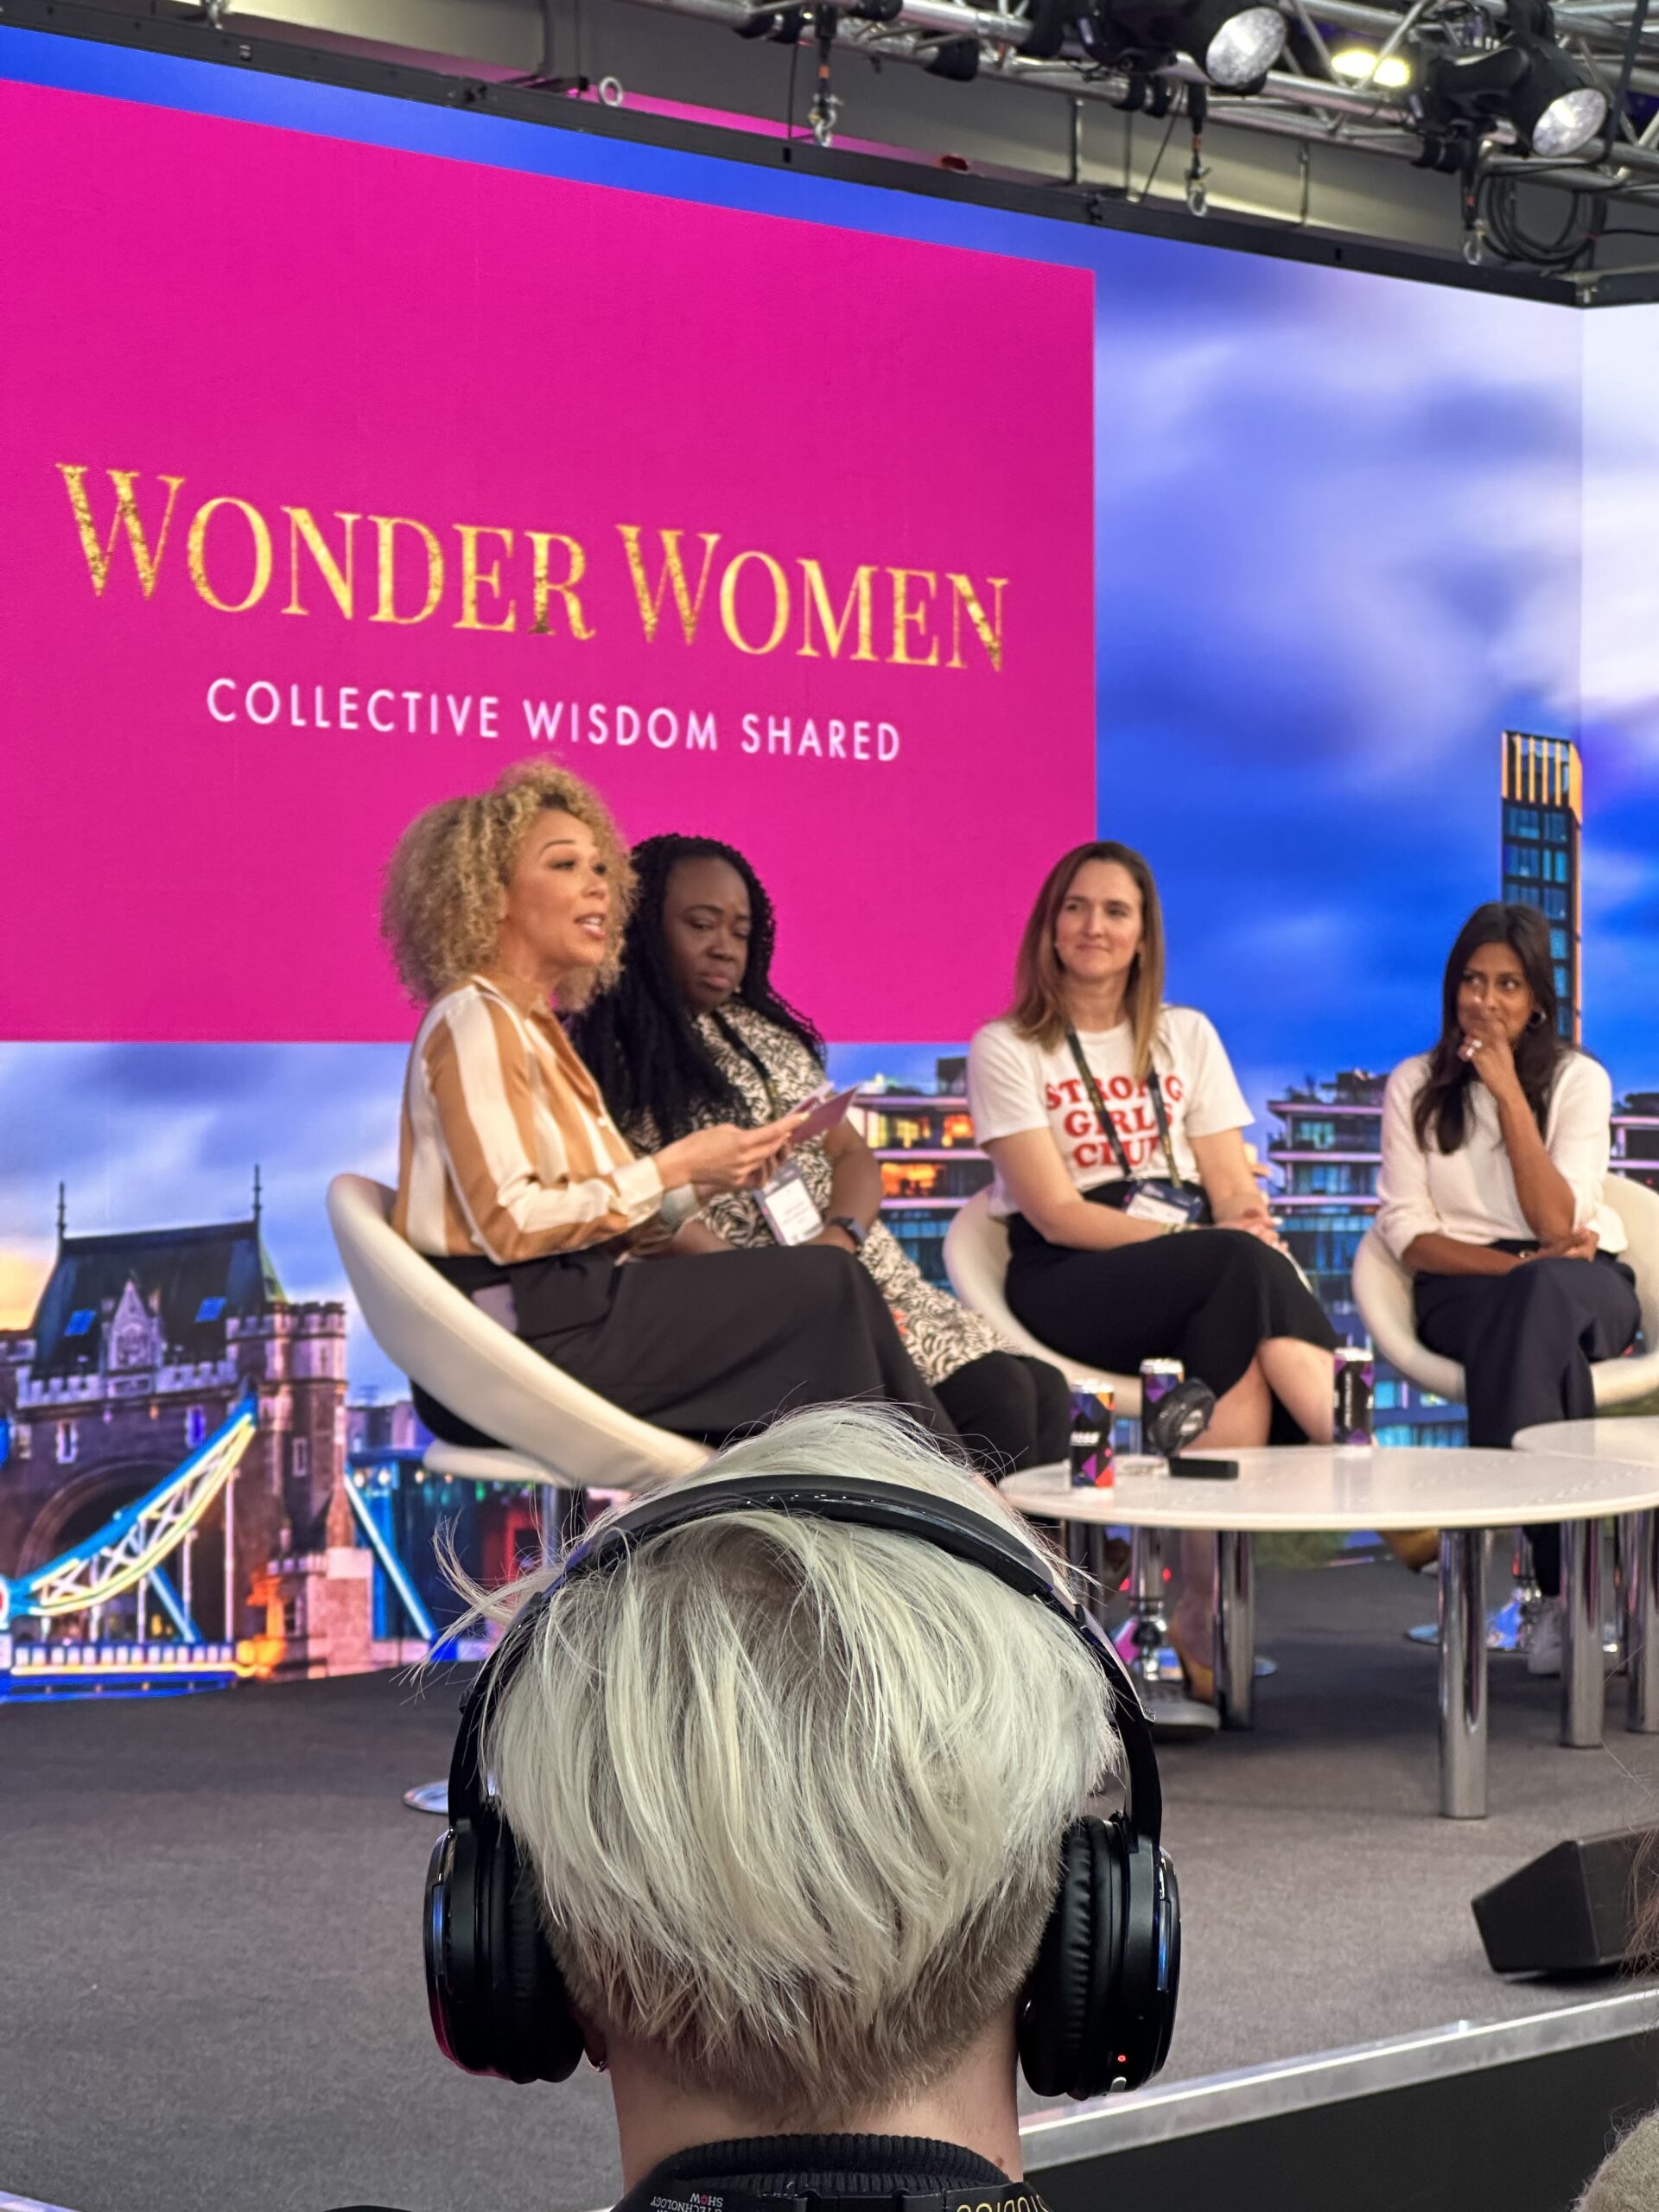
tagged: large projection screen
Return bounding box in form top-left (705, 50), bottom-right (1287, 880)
top-left (0, 72), bottom-right (1095, 1047)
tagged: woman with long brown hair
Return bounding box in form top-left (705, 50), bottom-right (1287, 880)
top-left (966, 840), bottom-right (1338, 1697)
top-left (382, 760), bottom-right (959, 1452)
top-left (1376, 901), bottom-right (1638, 1675)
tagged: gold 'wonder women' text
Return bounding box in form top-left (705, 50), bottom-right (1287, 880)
top-left (56, 466), bottom-right (1007, 672)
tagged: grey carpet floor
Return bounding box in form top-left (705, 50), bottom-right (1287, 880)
top-left (4, 1554), bottom-right (1658, 2212)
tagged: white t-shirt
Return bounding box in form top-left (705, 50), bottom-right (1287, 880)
top-left (967, 1006), bottom-right (1252, 1218)
top-left (1376, 1051), bottom-right (1625, 1258)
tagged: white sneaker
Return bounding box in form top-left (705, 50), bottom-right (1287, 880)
top-left (1526, 1600), bottom-right (1563, 1677)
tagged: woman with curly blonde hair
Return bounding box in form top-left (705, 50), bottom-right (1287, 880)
top-left (384, 760), bottom-right (957, 1451)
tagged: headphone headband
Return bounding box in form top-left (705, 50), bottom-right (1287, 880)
top-left (449, 1471), bottom-right (1162, 1847)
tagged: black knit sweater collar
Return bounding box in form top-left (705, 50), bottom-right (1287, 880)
top-left (613, 2133), bottom-right (1039, 2212)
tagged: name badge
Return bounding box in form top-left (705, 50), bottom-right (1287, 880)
top-left (754, 1160), bottom-right (824, 1247)
top-left (1124, 1184), bottom-right (1196, 1226)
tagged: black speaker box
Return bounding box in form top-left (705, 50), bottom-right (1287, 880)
top-left (1473, 1826), bottom-right (1659, 1974)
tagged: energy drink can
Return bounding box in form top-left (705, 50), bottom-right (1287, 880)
top-left (1333, 1345), bottom-right (1376, 1446)
top-left (1139, 1357), bottom-right (1185, 1422)
top-left (1069, 1382), bottom-right (1116, 1488)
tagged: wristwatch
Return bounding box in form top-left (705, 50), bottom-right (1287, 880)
top-left (827, 1214), bottom-right (868, 1251)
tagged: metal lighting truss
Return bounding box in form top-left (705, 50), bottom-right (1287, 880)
top-left (628, 0), bottom-right (1659, 221)
top-left (2, 1395), bottom-right (257, 1625)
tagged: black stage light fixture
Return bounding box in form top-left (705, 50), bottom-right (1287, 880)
top-left (1423, 0), bottom-right (1608, 156)
top-left (925, 34), bottom-right (982, 76)
top-left (1076, 0), bottom-right (1285, 90)
top-left (1020, 0), bottom-right (1073, 60)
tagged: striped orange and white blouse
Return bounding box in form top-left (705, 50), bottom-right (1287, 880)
top-left (393, 968), bottom-right (696, 1264)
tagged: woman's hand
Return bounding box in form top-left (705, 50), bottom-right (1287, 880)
top-left (1459, 1006), bottom-right (1522, 1102)
top-left (656, 1112), bottom-right (806, 1195)
top-left (1191, 1129), bottom-right (1286, 1249)
top-left (1528, 1227), bottom-right (1599, 1263)
top-left (1217, 1215), bottom-right (1288, 1250)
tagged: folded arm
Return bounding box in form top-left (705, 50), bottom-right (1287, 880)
top-left (984, 1128), bottom-right (1166, 1249)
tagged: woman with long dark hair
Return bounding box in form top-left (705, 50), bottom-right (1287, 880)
top-left (1376, 902), bottom-right (1638, 1673)
top-left (966, 840), bottom-right (1338, 1701)
top-left (571, 833), bottom-right (1071, 1478)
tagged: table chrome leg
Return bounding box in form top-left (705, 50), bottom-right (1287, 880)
top-left (1114, 1527), bottom-right (1217, 1734)
top-left (1439, 1529), bottom-right (1488, 1820)
top-left (1117, 1527), bottom-right (1170, 1682)
top-left (1562, 1517), bottom-right (1606, 1749)
top-left (1214, 1529), bottom-right (1255, 1730)
top-left (1628, 1510), bottom-right (1659, 1736)
top-left (1408, 1529), bottom-right (1543, 1654)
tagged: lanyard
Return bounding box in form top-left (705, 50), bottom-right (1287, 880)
top-left (1064, 1024), bottom-right (1185, 1190)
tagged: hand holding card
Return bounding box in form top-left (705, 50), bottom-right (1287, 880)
top-left (784, 1085), bottom-right (862, 1147)
top-left (657, 1111), bottom-right (810, 1197)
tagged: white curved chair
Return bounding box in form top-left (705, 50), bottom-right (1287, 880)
top-left (1352, 1173), bottom-right (1659, 1411)
top-left (326, 1175), bottom-right (709, 1497)
top-left (939, 1191), bottom-right (1229, 1723)
top-left (943, 1187), bottom-right (1141, 1414)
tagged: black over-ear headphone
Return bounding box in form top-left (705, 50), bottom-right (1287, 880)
top-left (1143, 1376), bottom-right (1217, 1463)
top-left (424, 1472), bottom-right (1180, 2100)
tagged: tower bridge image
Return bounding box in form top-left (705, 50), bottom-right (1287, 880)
top-left (0, 1186), bottom-right (413, 1689)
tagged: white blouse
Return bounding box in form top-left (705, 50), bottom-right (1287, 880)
top-left (1376, 1051), bottom-right (1625, 1259)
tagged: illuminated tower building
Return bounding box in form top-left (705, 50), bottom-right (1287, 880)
top-left (1501, 731), bottom-right (1581, 1042)
top-left (851, 1058), bottom-right (993, 1284)
top-left (1267, 1075), bottom-right (1463, 1446)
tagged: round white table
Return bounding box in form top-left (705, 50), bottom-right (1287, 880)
top-left (1001, 1444), bottom-right (1659, 1820)
top-left (1516, 1416), bottom-right (1659, 1743)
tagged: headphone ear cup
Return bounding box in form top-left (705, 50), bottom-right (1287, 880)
top-left (1019, 1816), bottom-right (1120, 2100)
top-left (498, 1827), bottom-right (586, 2085)
top-left (423, 1812), bottom-right (584, 2085)
top-left (1019, 1813), bottom-right (1180, 2099)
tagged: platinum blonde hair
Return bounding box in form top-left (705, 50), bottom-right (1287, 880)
top-left (479, 1404), bottom-right (1120, 2126)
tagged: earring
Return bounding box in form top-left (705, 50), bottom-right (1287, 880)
top-left (1527, 1009), bottom-right (1546, 1030)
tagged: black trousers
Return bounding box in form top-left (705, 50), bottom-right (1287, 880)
top-left (935, 1351), bottom-right (1071, 1478)
top-left (1007, 1225), bottom-right (1337, 1410)
top-left (419, 1243), bottom-right (957, 1455)
top-left (1415, 1252), bottom-right (1640, 1598)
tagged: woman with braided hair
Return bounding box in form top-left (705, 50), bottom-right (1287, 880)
top-left (570, 834), bottom-right (1071, 1477)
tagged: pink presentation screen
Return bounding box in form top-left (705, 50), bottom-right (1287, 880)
top-left (0, 79), bottom-right (1094, 1043)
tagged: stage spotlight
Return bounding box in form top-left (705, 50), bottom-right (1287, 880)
top-left (1194, 0), bottom-right (1287, 86)
top-left (1422, 2), bottom-right (1607, 157)
top-left (1331, 45), bottom-right (1412, 88)
top-left (1513, 42), bottom-right (1607, 156)
top-left (1076, 0), bottom-right (1286, 88)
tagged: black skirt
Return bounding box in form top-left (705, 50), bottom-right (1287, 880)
top-left (416, 1243), bottom-right (957, 1452)
top-left (1006, 1218), bottom-right (1337, 1406)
